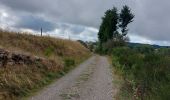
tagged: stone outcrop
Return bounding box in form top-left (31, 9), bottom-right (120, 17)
top-left (0, 48), bottom-right (43, 67)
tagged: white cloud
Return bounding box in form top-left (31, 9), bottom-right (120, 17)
top-left (0, 0), bottom-right (170, 45)
top-left (129, 34), bottom-right (170, 46)
top-left (46, 24), bottom-right (98, 41)
top-left (129, 34), bottom-right (152, 44)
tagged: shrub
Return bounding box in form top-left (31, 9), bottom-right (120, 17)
top-left (44, 46), bottom-right (55, 57)
top-left (133, 45), bottom-right (155, 54)
top-left (112, 47), bottom-right (170, 99)
top-left (64, 58), bottom-right (75, 67)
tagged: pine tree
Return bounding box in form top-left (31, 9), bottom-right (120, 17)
top-left (98, 5), bottom-right (134, 52)
top-left (119, 5), bottom-right (134, 36)
top-left (98, 7), bottom-right (118, 43)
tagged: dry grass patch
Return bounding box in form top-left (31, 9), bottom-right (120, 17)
top-left (0, 30), bottom-right (90, 99)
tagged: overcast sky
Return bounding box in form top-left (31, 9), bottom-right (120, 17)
top-left (0, 0), bottom-right (170, 46)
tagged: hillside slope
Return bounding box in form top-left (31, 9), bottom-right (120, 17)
top-left (0, 30), bottom-right (90, 99)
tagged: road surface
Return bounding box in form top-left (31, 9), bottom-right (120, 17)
top-left (29, 55), bottom-right (115, 100)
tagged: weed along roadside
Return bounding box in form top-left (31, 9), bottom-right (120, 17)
top-left (111, 47), bottom-right (170, 100)
top-left (0, 30), bottom-right (91, 100)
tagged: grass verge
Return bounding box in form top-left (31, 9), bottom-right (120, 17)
top-left (0, 30), bottom-right (91, 99)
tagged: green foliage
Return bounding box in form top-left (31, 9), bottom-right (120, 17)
top-left (44, 46), bottom-right (55, 57)
top-left (64, 58), bottom-right (75, 67)
top-left (77, 40), bottom-right (88, 49)
top-left (98, 7), bottom-right (118, 43)
top-left (97, 5), bottom-right (134, 54)
top-left (157, 48), bottom-right (170, 56)
top-left (132, 44), bottom-right (155, 54)
top-left (119, 5), bottom-right (134, 36)
top-left (95, 43), bottom-right (107, 54)
top-left (112, 47), bottom-right (170, 99)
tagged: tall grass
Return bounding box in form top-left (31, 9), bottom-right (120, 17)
top-left (0, 30), bottom-right (90, 99)
top-left (0, 30), bottom-right (89, 58)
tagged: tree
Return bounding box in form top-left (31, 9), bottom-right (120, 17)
top-left (98, 7), bottom-right (118, 43)
top-left (97, 5), bottom-right (134, 53)
top-left (119, 5), bottom-right (134, 36)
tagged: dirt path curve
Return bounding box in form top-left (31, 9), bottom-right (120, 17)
top-left (29, 55), bottom-right (115, 100)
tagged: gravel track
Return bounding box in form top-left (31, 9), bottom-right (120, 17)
top-left (29, 55), bottom-right (114, 100)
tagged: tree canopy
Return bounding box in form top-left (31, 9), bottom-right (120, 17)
top-left (119, 5), bottom-right (134, 36)
top-left (98, 7), bottom-right (118, 43)
top-left (98, 5), bottom-right (134, 45)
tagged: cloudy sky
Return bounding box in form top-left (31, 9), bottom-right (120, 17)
top-left (0, 0), bottom-right (170, 45)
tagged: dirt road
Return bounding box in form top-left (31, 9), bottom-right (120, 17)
top-left (29, 55), bottom-right (115, 100)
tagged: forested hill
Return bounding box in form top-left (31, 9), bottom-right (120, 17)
top-left (128, 42), bottom-right (170, 48)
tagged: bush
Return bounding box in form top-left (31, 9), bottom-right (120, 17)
top-left (133, 45), bottom-right (155, 54)
top-left (112, 47), bottom-right (170, 99)
top-left (63, 58), bottom-right (75, 73)
top-left (64, 58), bottom-right (75, 67)
top-left (44, 46), bottom-right (55, 57)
